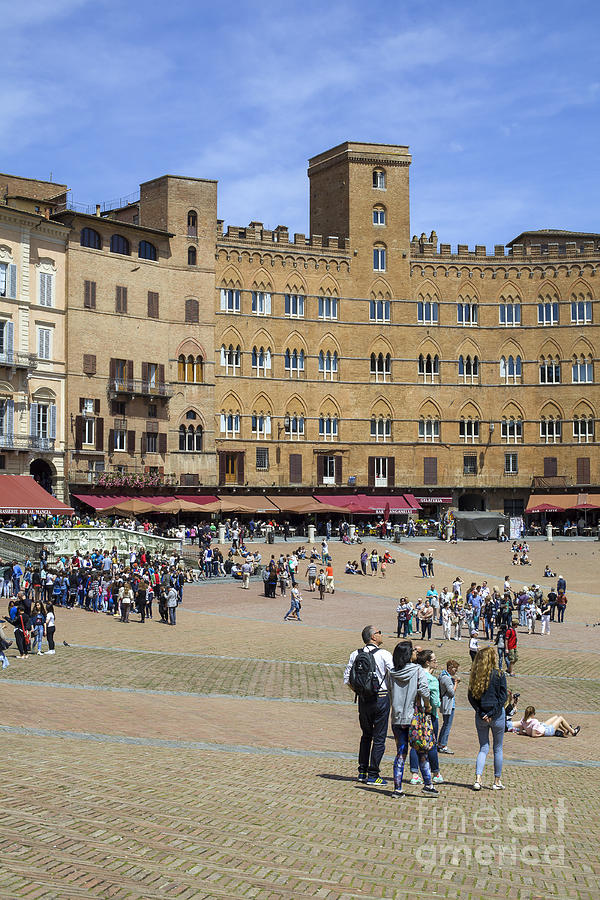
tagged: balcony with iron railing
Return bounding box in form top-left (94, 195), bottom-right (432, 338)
top-left (0, 351), bottom-right (38, 370)
top-left (108, 378), bottom-right (173, 399)
top-left (0, 434), bottom-right (55, 451)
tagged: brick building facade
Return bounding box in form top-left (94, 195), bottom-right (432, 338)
top-left (2, 142), bottom-right (598, 512)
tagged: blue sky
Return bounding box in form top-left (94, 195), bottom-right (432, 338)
top-left (2, 0), bottom-right (599, 247)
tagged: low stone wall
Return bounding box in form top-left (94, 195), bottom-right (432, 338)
top-left (0, 528), bottom-right (182, 564)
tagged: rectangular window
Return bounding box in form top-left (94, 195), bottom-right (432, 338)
top-left (504, 452), bottom-right (518, 474)
top-left (369, 299), bottom-right (390, 323)
top-left (571, 301), bottom-right (592, 324)
top-left (370, 418), bottom-right (391, 442)
top-left (146, 432), bottom-right (158, 453)
top-left (221, 346), bottom-right (241, 375)
top-left (220, 288), bottom-right (241, 312)
top-left (572, 360), bottom-right (593, 383)
top-left (83, 417), bottom-right (95, 446)
top-left (373, 247), bottom-right (386, 271)
top-left (114, 429), bottom-right (126, 451)
top-left (84, 280), bottom-right (96, 309)
top-left (251, 291), bottom-right (271, 315)
top-left (116, 285), bottom-right (128, 313)
top-left (418, 419), bottom-right (440, 442)
top-left (543, 457), bottom-right (558, 477)
top-left (37, 327), bottom-right (51, 360)
top-left (417, 301), bottom-right (438, 324)
top-left (577, 457), bottom-right (591, 484)
top-left (423, 457), bottom-right (437, 485)
top-left (256, 447), bottom-right (269, 470)
top-left (463, 454), bottom-right (477, 475)
top-left (539, 361), bottom-right (561, 384)
top-left (39, 272), bottom-right (53, 307)
top-left (318, 296), bottom-right (338, 320)
top-left (0, 263), bottom-right (16, 299)
top-left (373, 208), bottom-right (385, 225)
top-left (285, 349), bottom-right (305, 378)
top-left (457, 303), bottom-right (478, 325)
top-left (147, 291), bottom-right (159, 319)
top-left (499, 302), bottom-right (521, 325)
top-left (284, 294), bottom-right (305, 318)
top-left (111, 400), bottom-right (126, 416)
top-left (538, 302), bottom-right (559, 325)
top-left (459, 420), bottom-right (479, 443)
top-left (83, 353), bottom-right (96, 374)
top-left (322, 455), bottom-right (336, 484)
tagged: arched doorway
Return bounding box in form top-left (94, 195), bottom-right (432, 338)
top-left (458, 493), bottom-right (485, 511)
top-left (30, 459), bottom-right (54, 495)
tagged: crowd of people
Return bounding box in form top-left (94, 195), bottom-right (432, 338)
top-left (344, 625), bottom-right (581, 798)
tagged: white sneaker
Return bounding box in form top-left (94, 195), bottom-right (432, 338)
top-left (473, 781), bottom-right (482, 791)
top-left (492, 782), bottom-right (505, 790)
top-left (45, 649), bottom-right (55, 655)
top-left (36, 651), bottom-right (43, 655)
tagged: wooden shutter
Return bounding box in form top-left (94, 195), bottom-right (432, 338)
top-left (218, 452), bottom-right (226, 485)
top-left (84, 280), bottom-right (96, 309)
top-left (141, 362), bottom-right (148, 387)
top-left (127, 360), bottom-right (134, 384)
top-left (289, 453), bottom-right (302, 483)
top-left (368, 456), bottom-right (375, 486)
top-left (387, 456), bottom-right (395, 487)
top-left (108, 428), bottom-right (114, 452)
top-left (141, 433), bottom-right (148, 454)
top-left (116, 285), bottom-right (127, 313)
top-left (424, 457), bottom-right (437, 485)
top-left (83, 354), bottom-right (96, 374)
top-left (543, 457), bottom-right (558, 477)
top-left (148, 291), bottom-right (159, 319)
top-left (159, 432), bottom-right (167, 455)
top-left (317, 455), bottom-right (324, 484)
top-left (577, 457), bottom-right (590, 484)
top-left (79, 398), bottom-right (85, 412)
top-left (237, 452), bottom-right (245, 485)
top-left (96, 417), bottom-right (104, 451)
top-left (75, 416), bottom-right (83, 451)
top-left (127, 430), bottom-right (136, 455)
top-left (334, 455), bottom-right (342, 484)
top-left (7, 265), bottom-right (17, 299)
top-left (158, 364), bottom-right (165, 386)
top-left (93, 399), bottom-right (100, 415)
top-left (109, 358), bottom-right (116, 380)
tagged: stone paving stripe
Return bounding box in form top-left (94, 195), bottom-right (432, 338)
top-left (0, 724), bottom-right (598, 769)
top-left (3, 677), bottom-right (597, 717)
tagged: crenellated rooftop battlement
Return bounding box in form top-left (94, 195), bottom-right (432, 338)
top-left (410, 230), bottom-right (600, 260)
top-left (217, 220), bottom-right (350, 255)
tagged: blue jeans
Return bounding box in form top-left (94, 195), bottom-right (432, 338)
top-left (34, 624), bottom-right (44, 652)
top-left (497, 648), bottom-right (509, 670)
top-left (475, 710), bottom-right (505, 777)
top-left (410, 715), bottom-right (439, 774)
top-left (438, 708), bottom-right (455, 748)
top-left (284, 599), bottom-right (300, 619)
top-left (484, 618), bottom-right (494, 640)
top-left (392, 724), bottom-right (432, 789)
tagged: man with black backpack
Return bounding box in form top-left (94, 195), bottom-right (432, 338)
top-left (344, 625), bottom-right (394, 785)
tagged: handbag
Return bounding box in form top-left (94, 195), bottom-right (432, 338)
top-left (409, 703), bottom-right (435, 752)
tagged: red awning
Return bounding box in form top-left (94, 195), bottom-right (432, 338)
top-left (0, 476), bottom-right (73, 514)
top-left (313, 494), bottom-right (414, 514)
top-left (403, 494), bottom-right (423, 510)
top-left (174, 494), bottom-right (219, 505)
top-left (72, 494), bottom-right (131, 510)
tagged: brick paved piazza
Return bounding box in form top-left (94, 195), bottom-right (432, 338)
top-left (1, 536), bottom-right (600, 899)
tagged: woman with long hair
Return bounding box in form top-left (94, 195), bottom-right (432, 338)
top-left (468, 646), bottom-right (508, 791)
top-left (517, 705), bottom-right (580, 738)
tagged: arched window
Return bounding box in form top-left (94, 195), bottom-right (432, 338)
top-left (572, 354), bottom-right (593, 384)
top-left (220, 411), bottom-right (240, 437)
top-left (285, 347), bottom-right (304, 378)
top-left (110, 234), bottom-right (130, 255)
top-left (188, 246), bottom-right (197, 266)
top-left (370, 352), bottom-right (391, 382)
top-left (185, 298), bottom-right (199, 324)
top-left (187, 211), bottom-right (197, 237)
top-left (179, 423), bottom-right (201, 451)
top-left (220, 344), bottom-right (240, 374)
top-left (251, 413), bottom-right (272, 439)
top-left (373, 206), bottom-right (386, 225)
top-left (540, 415), bottom-right (562, 444)
top-left (459, 354), bottom-right (478, 383)
top-left (571, 295), bottom-right (592, 324)
top-left (418, 298), bottom-right (438, 324)
top-left (418, 353), bottom-right (439, 383)
top-left (369, 299), bottom-right (390, 323)
top-left (178, 355), bottom-right (185, 381)
top-left (252, 346), bottom-right (271, 377)
top-left (418, 417), bottom-right (440, 442)
top-left (459, 417), bottom-right (480, 443)
top-left (501, 417), bottom-right (523, 444)
top-left (539, 355), bottom-right (561, 384)
top-left (318, 415), bottom-right (338, 441)
top-left (499, 299), bottom-right (521, 325)
top-left (138, 240), bottom-right (157, 261)
top-left (370, 417), bottom-right (392, 442)
top-left (80, 227), bottom-right (102, 250)
top-left (372, 169), bottom-right (386, 189)
top-left (573, 414), bottom-right (595, 443)
top-left (285, 414), bottom-right (305, 440)
top-left (318, 350), bottom-right (338, 381)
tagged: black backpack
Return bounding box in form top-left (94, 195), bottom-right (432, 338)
top-left (349, 646), bottom-right (382, 702)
